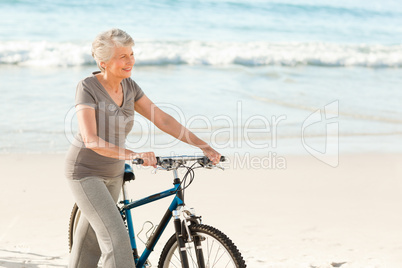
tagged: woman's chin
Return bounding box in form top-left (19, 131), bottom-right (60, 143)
top-left (120, 71), bottom-right (132, 78)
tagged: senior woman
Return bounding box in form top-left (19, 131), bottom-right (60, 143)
top-left (65, 28), bottom-right (220, 268)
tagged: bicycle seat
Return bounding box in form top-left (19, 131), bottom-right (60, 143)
top-left (124, 163), bottom-right (135, 182)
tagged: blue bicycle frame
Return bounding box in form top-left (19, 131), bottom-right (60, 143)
top-left (121, 176), bottom-right (184, 268)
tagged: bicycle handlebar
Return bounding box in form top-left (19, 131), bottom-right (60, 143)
top-left (132, 155), bottom-right (225, 166)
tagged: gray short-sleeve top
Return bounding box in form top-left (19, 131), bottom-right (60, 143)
top-left (65, 72), bottom-right (144, 180)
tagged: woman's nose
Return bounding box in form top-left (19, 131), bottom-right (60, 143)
top-left (128, 56), bottom-right (135, 65)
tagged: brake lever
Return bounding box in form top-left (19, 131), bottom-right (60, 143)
top-left (203, 163), bottom-right (214, 169)
top-left (201, 162), bottom-right (225, 170)
top-left (152, 167), bottom-right (167, 174)
top-left (215, 164), bottom-right (225, 171)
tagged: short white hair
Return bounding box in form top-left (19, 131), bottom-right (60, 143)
top-left (91, 28), bottom-right (134, 72)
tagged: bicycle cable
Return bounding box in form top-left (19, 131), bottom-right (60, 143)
top-left (174, 161), bottom-right (199, 197)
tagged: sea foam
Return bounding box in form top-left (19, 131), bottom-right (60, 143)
top-left (0, 40), bottom-right (401, 68)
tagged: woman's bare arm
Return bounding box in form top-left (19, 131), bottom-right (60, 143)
top-left (134, 95), bottom-right (221, 164)
top-left (75, 104), bottom-right (156, 165)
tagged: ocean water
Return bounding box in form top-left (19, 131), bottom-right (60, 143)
top-left (0, 0), bottom-right (401, 156)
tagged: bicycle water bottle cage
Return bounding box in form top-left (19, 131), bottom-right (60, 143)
top-left (137, 221), bottom-right (158, 246)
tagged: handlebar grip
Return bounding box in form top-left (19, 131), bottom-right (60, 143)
top-left (132, 158), bottom-right (144, 165)
top-left (200, 155), bottom-right (226, 164)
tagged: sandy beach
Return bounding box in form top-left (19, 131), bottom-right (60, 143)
top-left (1, 0), bottom-right (401, 267)
top-left (0, 152), bottom-right (401, 267)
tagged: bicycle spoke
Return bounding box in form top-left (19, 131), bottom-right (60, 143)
top-left (206, 238), bottom-right (215, 267)
top-left (170, 251), bottom-right (180, 267)
top-left (186, 245), bottom-right (198, 268)
top-left (170, 258), bottom-right (179, 268)
top-left (206, 236), bottom-right (236, 268)
top-left (212, 246), bottom-right (226, 267)
top-left (225, 258), bottom-right (232, 268)
top-left (211, 243), bottom-right (222, 267)
top-left (173, 252), bottom-right (181, 263)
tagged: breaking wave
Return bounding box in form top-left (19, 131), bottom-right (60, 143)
top-left (1, 40), bottom-right (401, 68)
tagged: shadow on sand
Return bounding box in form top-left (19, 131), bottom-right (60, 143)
top-left (0, 249), bottom-right (67, 268)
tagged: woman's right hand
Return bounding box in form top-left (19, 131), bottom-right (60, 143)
top-left (131, 151), bottom-right (157, 168)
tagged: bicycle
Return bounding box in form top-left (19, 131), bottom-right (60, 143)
top-left (68, 155), bottom-right (247, 268)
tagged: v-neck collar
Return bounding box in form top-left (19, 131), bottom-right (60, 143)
top-left (92, 72), bottom-right (125, 108)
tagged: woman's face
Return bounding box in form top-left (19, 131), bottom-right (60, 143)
top-left (103, 46), bottom-right (135, 79)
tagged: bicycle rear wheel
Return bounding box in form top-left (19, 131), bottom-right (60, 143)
top-left (68, 204), bottom-right (80, 252)
top-left (158, 224), bottom-right (246, 268)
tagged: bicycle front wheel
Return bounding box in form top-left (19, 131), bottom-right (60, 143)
top-left (158, 224), bottom-right (246, 268)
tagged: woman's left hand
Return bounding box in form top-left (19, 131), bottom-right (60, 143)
top-left (201, 145), bottom-right (221, 165)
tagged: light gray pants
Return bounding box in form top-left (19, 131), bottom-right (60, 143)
top-left (67, 176), bottom-right (135, 268)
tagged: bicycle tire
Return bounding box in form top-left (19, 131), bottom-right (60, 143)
top-left (68, 204), bottom-right (80, 252)
top-left (158, 224), bottom-right (246, 268)
top-left (68, 204), bottom-right (125, 252)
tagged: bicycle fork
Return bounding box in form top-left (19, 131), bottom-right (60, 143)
top-left (173, 209), bottom-right (190, 268)
top-left (172, 207), bottom-right (206, 268)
